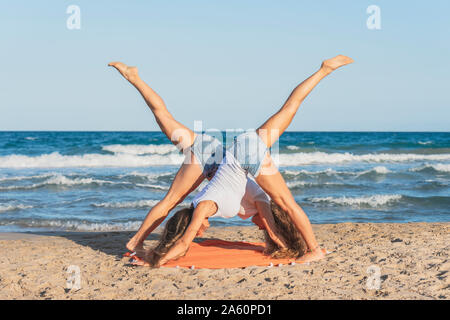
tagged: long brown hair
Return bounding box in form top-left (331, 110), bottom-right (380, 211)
top-left (146, 207), bottom-right (193, 266)
top-left (263, 200), bottom-right (308, 259)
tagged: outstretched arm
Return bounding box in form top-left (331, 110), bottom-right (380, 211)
top-left (157, 201), bottom-right (217, 266)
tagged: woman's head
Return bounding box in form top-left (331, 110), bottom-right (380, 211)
top-left (146, 207), bottom-right (194, 266)
top-left (264, 200), bottom-right (308, 259)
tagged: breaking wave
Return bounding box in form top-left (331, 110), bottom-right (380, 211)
top-left (282, 166), bottom-right (391, 177)
top-left (0, 204), bottom-right (33, 213)
top-left (102, 144), bottom-right (177, 155)
top-left (0, 152), bottom-right (185, 168)
top-left (92, 199), bottom-right (190, 209)
top-left (276, 152), bottom-right (450, 166)
top-left (410, 163), bottom-right (450, 173)
top-left (1, 149), bottom-right (449, 169)
top-left (0, 219), bottom-right (144, 231)
top-left (0, 174), bottom-right (167, 191)
top-left (308, 194), bottom-right (402, 207)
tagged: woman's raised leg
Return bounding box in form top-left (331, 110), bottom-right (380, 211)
top-left (108, 62), bottom-right (204, 252)
top-left (108, 62), bottom-right (196, 151)
top-left (254, 55), bottom-right (353, 262)
top-left (256, 55), bottom-right (353, 148)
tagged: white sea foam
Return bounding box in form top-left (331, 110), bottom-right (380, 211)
top-left (430, 163), bottom-right (450, 172)
top-left (0, 204), bottom-right (33, 213)
top-left (276, 152), bottom-right (450, 166)
top-left (282, 166), bottom-right (390, 177)
top-left (93, 199), bottom-right (160, 208)
top-left (356, 166), bottom-right (391, 176)
top-left (92, 199), bottom-right (190, 209)
top-left (1, 150), bottom-right (449, 169)
top-left (287, 181), bottom-right (342, 188)
top-left (410, 163), bottom-right (450, 173)
top-left (0, 152), bottom-right (185, 168)
top-left (282, 170), bottom-right (301, 175)
top-left (371, 166), bottom-right (391, 174)
top-left (0, 174), bottom-right (168, 191)
top-left (44, 174), bottom-right (106, 186)
top-left (418, 141), bottom-right (433, 145)
top-left (19, 220), bottom-right (144, 231)
top-left (410, 163), bottom-right (450, 172)
top-left (102, 144), bottom-right (177, 155)
top-left (118, 171), bottom-right (174, 180)
top-left (286, 180), bottom-right (308, 188)
top-left (0, 173), bottom-right (55, 182)
top-left (286, 145), bottom-right (300, 150)
top-left (135, 183), bottom-right (169, 190)
top-left (0, 174), bottom-right (118, 191)
top-left (283, 168), bottom-right (338, 176)
top-left (309, 194), bottom-right (402, 207)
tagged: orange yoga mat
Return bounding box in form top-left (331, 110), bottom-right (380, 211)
top-left (162, 239), bottom-right (301, 269)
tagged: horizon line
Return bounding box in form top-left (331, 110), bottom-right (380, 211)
top-left (0, 130), bottom-right (449, 133)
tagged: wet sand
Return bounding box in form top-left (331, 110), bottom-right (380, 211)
top-left (0, 222), bottom-right (448, 299)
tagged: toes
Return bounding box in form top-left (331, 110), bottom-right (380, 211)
top-left (108, 61), bottom-right (124, 69)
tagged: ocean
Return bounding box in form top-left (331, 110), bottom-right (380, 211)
top-left (0, 131), bottom-right (449, 232)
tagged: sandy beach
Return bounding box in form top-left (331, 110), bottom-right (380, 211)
top-left (0, 223), bottom-right (448, 300)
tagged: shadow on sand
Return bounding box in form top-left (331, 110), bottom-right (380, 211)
top-left (7, 230), bottom-right (214, 259)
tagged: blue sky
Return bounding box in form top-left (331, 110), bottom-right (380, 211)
top-left (1, 1), bottom-right (449, 131)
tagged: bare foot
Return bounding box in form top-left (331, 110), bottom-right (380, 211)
top-left (108, 61), bottom-right (139, 84)
top-left (130, 249), bottom-right (161, 268)
top-left (126, 237), bottom-right (144, 253)
top-left (130, 252), bottom-right (153, 267)
top-left (321, 55), bottom-right (354, 73)
top-left (296, 248), bottom-right (326, 263)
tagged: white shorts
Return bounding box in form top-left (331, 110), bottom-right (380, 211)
top-left (228, 130), bottom-right (268, 177)
top-left (189, 133), bottom-right (224, 179)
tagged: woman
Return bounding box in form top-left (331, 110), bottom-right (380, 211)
top-left (108, 62), bottom-right (288, 253)
top-left (135, 55), bottom-right (354, 266)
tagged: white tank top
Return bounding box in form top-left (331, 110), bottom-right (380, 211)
top-left (192, 151), bottom-right (270, 219)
